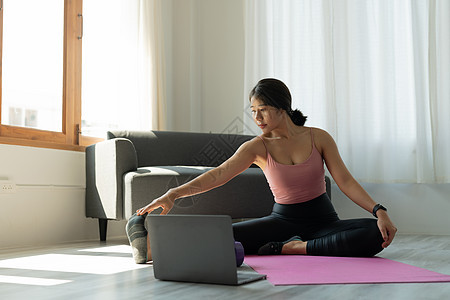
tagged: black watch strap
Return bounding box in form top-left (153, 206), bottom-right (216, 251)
top-left (372, 204), bottom-right (387, 218)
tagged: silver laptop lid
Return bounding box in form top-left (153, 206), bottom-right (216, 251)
top-left (147, 215), bottom-right (238, 285)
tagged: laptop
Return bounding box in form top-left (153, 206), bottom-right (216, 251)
top-left (146, 214), bottom-right (266, 285)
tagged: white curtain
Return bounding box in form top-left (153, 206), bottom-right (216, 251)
top-left (82, 0), bottom-right (166, 138)
top-left (244, 0), bottom-right (450, 183)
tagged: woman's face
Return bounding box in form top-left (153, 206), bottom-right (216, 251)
top-left (250, 97), bottom-right (283, 133)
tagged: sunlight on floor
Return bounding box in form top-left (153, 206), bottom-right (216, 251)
top-left (0, 253), bottom-right (149, 275)
top-left (78, 245), bottom-right (132, 254)
top-left (0, 275), bottom-right (72, 286)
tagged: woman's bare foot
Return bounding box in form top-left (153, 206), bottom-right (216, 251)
top-left (258, 236), bottom-right (307, 255)
top-left (281, 240), bottom-right (308, 255)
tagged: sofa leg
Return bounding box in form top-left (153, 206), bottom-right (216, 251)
top-left (99, 218), bottom-right (108, 241)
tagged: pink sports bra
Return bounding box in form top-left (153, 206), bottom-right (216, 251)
top-left (258, 128), bottom-right (326, 204)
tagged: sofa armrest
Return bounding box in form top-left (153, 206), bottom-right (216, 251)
top-left (85, 138), bottom-right (138, 220)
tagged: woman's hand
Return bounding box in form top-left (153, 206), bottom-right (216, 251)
top-left (376, 211), bottom-right (398, 248)
top-left (136, 191), bottom-right (176, 216)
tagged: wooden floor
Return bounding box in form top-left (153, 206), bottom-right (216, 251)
top-left (0, 234), bottom-right (449, 300)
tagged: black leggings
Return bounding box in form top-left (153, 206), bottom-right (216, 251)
top-left (233, 193), bottom-right (384, 257)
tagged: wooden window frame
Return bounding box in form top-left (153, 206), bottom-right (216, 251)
top-left (0, 0), bottom-right (102, 151)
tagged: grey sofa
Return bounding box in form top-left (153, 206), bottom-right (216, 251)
top-left (85, 130), bottom-right (331, 241)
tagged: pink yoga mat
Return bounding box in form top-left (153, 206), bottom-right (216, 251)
top-left (244, 255), bottom-right (450, 285)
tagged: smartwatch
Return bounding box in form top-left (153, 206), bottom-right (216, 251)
top-left (372, 204), bottom-right (387, 218)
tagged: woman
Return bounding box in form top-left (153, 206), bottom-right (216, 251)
top-left (126, 78), bottom-right (397, 263)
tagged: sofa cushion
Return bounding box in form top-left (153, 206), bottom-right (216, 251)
top-left (123, 166), bottom-right (274, 220)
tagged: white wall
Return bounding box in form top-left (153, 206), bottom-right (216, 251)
top-left (1, 0), bottom-right (448, 249)
top-left (0, 144), bottom-right (126, 249)
top-left (165, 0), bottom-right (246, 134)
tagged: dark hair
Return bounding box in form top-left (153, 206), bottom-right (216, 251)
top-left (249, 78), bottom-right (307, 126)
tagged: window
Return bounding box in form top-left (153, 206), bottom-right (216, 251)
top-left (0, 0), bottom-right (101, 151)
top-left (2, 0), bottom-right (64, 132)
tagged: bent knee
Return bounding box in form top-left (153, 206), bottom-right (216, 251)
top-left (357, 219), bottom-right (384, 256)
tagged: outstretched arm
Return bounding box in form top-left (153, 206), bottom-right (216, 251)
top-left (317, 129), bottom-right (397, 248)
top-left (136, 139), bottom-right (259, 215)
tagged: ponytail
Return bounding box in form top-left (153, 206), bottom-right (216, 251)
top-left (289, 109), bottom-right (307, 126)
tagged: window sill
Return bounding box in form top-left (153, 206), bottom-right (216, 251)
top-left (0, 136), bottom-right (103, 152)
